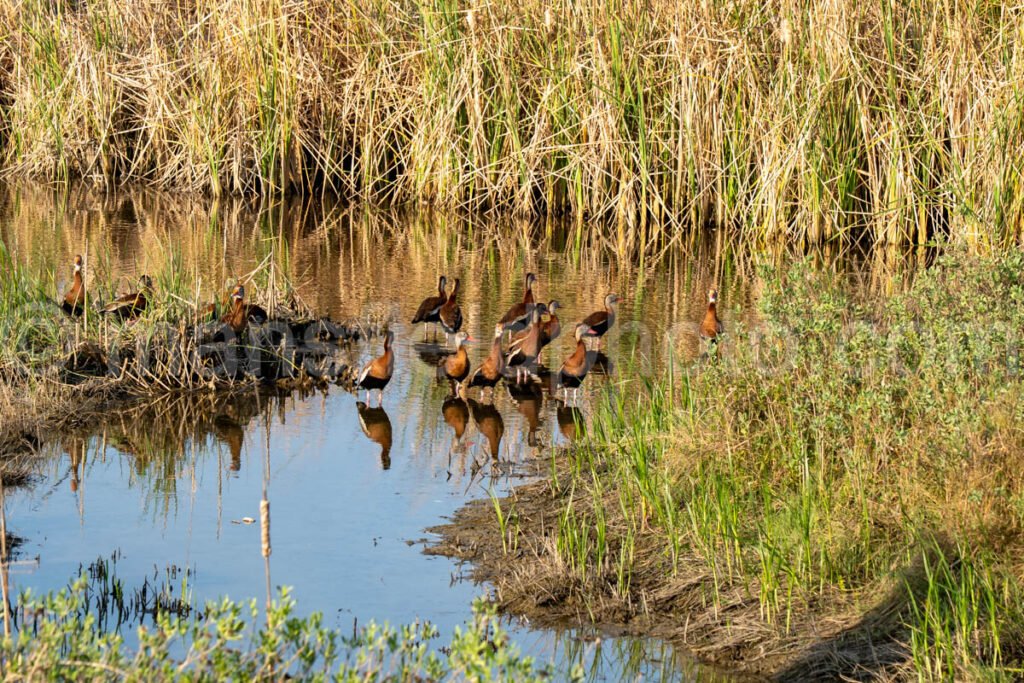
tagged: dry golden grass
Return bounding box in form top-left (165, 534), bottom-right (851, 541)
top-left (2, 0), bottom-right (1023, 254)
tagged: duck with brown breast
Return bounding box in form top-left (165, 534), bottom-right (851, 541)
top-left (220, 284), bottom-right (250, 337)
top-left (580, 293), bottom-right (620, 350)
top-left (468, 324), bottom-right (505, 400)
top-left (439, 279), bottom-right (464, 347)
top-left (443, 331), bottom-right (474, 393)
top-left (61, 255), bottom-right (86, 317)
top-left (357, 330), bottom-right (395, 407)
top-left (411, 275), bottom-right (448, 340)
top-left (700, 287), bottom-right (724, 345)
top-left (101, 275), bottom-right (153, 321)
top-left (505, 305), bottom-right (548, 383)
top-left (498, 272), bottom-right (538, 338)
top-left (558, 323), bottom-right (597, 405)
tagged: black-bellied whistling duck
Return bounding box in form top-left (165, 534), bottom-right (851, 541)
top-left (468, 397), bottom-right (504, 460)
top-left (411, 275), bottom-right (448, 339)
top-left (559, 323), bottom-right (596, 404)
top-left (202, 278), bottom-right (236, 322)
top-left (61, 255), bottom-right (86, 316)
top-left (101, 275), bottom-right (153, 320)
top-left (443, 331), bottom-right (473, 388)
top-left (357, 401), bottom-right (393, 469)
top-left (357, 330), bottom-right (395, 406)
top-left (202, 279), bottom-right (267, 324)
top-left (439, 278), bottom-right (463, 346)
top-left (468, 324), bottom-right (505, 398)
top-left (506, 306), bottom-right (546, 383)
top-left (700, 288), bottom-right (724, 342)
top-left (498, 272), bottom-right (538, 336)
top-left (581, 293), bottom-right (620, 349)
top-left (220, 284), bottom-right (249, 336)
top-left (511, 299), bottom-right (561, 351)
top-left (245, 300), bottom-right (269, 325)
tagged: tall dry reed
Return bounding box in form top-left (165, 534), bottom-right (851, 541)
top-left (1, 0), bottom-right (1023, 253)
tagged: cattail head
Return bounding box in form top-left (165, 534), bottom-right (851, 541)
top-left (778, 17), bottom-right (792, 47)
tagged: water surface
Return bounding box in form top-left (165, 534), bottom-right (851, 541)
top-left (0, 184), bottom-right (926, 679)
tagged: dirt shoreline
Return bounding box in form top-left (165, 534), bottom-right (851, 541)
top-left (428, 468), bottom-right (913, 681)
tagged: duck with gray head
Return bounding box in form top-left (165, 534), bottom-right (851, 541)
top-left (580, 293), bottom-right (620, 350)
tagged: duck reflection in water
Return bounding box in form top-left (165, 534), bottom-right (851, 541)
top-left (468, 397), bottom-right (504, 460)
top-left (213, 414), bottom-right (244, 472)
top-left (64, 438), bottom-right (87, 493)
top-left (357, 401), bottom-right (393, 470)
top-left (442, 390), bottom-right (470, 447)
top-left (589, 351), bottom-right (613, 376)
top-left (556, 402), bottom-right (586, 442)
top-left (413, 341), bottom-right (449, 367)
top-left (507, 380), bottom-right (543, 447)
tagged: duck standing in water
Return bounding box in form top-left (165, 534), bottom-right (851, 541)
top-left (498, 272), bottom-right (538, 338)
top-left (357, 330), bottom-right (395, 406)
top-left (580, 293), bottom-right (619, 350)
top-left (700, 288), bottom-right (724, 344)
top-left (468, 324), bottom-right (505, 399)
top-left (411, 275), bottom-right (448, 340)
top-left (511, 299), bottom-right (561, 356)
top-left (101, 275), bottom-right (153, 320)
top-left (506, 306), bottom-right (546, 383)
top-left (61, 255), bottom-right (87, 316)
top-left (443, 331), bottom-right (473, 391)
top-left (558, 323), bottom-right (596, 404)
top-left (439, 278), bottom-right (464, 346)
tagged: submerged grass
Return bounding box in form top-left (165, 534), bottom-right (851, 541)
top-left (446, 249), bottom-right (1024, 679)
top-left (2, 0), bottom-right (1024, 252)
top-left (1, 576), bottom-right (551, 681)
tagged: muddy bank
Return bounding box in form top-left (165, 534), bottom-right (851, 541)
top-left (429, 471), bottom-right (914, 681)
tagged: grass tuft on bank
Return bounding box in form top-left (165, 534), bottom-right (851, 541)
top-left (466, 249), bottom-right (1024, 679)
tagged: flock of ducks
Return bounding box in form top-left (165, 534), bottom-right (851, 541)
top-left (356, 271), bottom-right (723, 408)
top-left (60, 254), bottom-right (269, 332)
top-left (56, 254), bottom-right (724, 411)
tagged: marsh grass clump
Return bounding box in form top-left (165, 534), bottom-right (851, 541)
top-left (2, 0), bottom-right (1024, 253)
top-left (450, 249), bottom-right (1024, 679)
top-left (0, 246), bottom-right (363, 399)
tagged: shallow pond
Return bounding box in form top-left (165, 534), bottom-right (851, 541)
top-left (0, 184), bottom-right (926, 679)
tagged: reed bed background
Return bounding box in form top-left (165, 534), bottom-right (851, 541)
top-left (1, 0), bottom-right (1023, 254)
